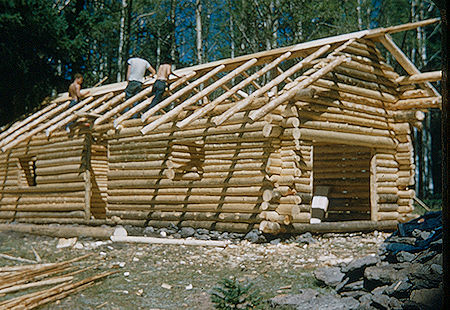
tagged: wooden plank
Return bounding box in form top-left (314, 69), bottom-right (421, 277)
top-left (140, 65), bottom-right (225, 123)
top-left (396, 71), bottom-right (442, 84)
top-left (46, 93), bottom-right (113, 136)
top-left (47, 19), bottom-right (439, 106)
top-left (249, 55), bottom-right (350, 121)
top-left (213, 44), bottom-right (332, 126)
top-left (0, 101), bottom-right (70, 149)
top-left (0, 103), bottom-right (57, 142)
top-left (113, 71), bottom-right (197, 127)
top-left (177, 52), bottom-right (292, 129)
top-left (140, 59), bottom-right (257, 134)
top-left (1, 97), bottom-right (94, 152)
top-left (378, 34), bottom-right (439, 97)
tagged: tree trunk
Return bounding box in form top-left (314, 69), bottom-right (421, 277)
top-left (195, 0), bottom-right (203, 64)
top-left (117, 0), bottom-right (126, 82)
top-left (357, 0), bottom-right (363, 30)
top-left (170, 0), bottom-right (176, 65)
top-left (229, 3), bottom-right (235, 59)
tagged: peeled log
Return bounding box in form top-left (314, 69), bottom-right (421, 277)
top-left (259, 220), bottom-right (282, 234)
top-left (0, 223), bottom-right (115, 239)
top-left (290, 220), bottom-right (397, 233)
top-left (111, 235), bottom-right (228, 247)
top-left (286, 128), bottom-right (397, 149)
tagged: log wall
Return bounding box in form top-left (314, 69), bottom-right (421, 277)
top-left (0, 132), bottom-right (89, 223)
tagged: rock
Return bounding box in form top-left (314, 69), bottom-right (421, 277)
top-left (194, 233), bottom-right (211, 240)
top-left (172, 233), bottom-right (181, 239)
top-left (113, 226), bottom-right (127, 237)
top-left (73, 242), bottom-right (84, 249)
top-left (401, 300), bottom-right (423, 310)
top-left (388, 297), bottom-right (403, 310)
top-left (270, 288), bottom-right (319, 307)
top-left (168, 223), bottom-right (178, 231)
top-left (424, 253), bottom-right (442, 266)
top-left (371, 285), bottom-right (387, 295)
top-left (270, 238), bottom-right (281, 245)
top-left (358, 293), bottom-right (373, 305)
top-left (295, 232), bottom-right (317, 245)
top-left (396, 251), bottom-right (416, 262)
top-left (414, 249), bottom-right (438, 263)
top-left (408, 264), bottom-right (442, 289)
top-left (340, 291), bottom-right (366, 300)
top-left (179, 227), bottom-right (195, 238)
top-left (335, 277), bottom-right (349, 292)
top-left (196, 228), bottom-right (209, 235)
top-left (219, 232), bottom-right (229, 240)
top-left (209, 231), bottom-right (221, 240)
top-left (370, 294), bottom-right (390, 310)
top-left (341, 280), bottom-right (363, 292)
top-left (385, 279), bottom-right (413, 299)
top-left (430, 264), bottom-right (442, 275)
top-left (229, 232), bottom-right (244, 239)
top-left (363, 264), bottom-right (410, 291)
top-left (313, 267), bottom-right (345, 288)
top-left (341, 255), bottom-right (379, 282)
top-left (270, 289), bottom-right (359, 310)
top-left (409, 287), bottom-right (443, 310)
top-left (244, 229), bottom-right (262, 243)
top-left (143, 226), bottom-right (155, 234)
top-left (56, 237), bottom-right (77, 249)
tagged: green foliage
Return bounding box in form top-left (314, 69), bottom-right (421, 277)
top-left (210, 277), bottom-right (265, 310)
top-left (0, 0), bottom-right (70, 125)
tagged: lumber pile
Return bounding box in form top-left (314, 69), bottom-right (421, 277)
top-left (0, 254), bottom-right (117, 309)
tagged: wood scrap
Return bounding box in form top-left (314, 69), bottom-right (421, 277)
top-left (0, 253), bottom-right (36, 264)
top-left (0, 254), bottom-right (116, 310)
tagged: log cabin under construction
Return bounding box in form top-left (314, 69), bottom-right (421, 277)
top-left (0, 19), bottom-right (442, 234)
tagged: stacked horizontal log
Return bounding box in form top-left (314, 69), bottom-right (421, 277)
top-left (0, 131), bottom-right (88, 223)
top-left (90, 144), bottom-right (108, 219)
top-left (313, 145), bottom-right (371, 221)
top-left (106, 99), bottom-right (279, 232)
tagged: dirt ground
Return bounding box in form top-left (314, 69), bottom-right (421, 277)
top-left (0, 229), bottom-right (391, 309)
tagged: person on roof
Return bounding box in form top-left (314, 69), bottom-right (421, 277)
top-left (66, 73), bottom-right (90, 133)
top-left (147, 57), bottom-right (180, 110)
top-left (125, 56), bottom-right (156, 100)
top-left (68, 73), bottom-right (90, 108)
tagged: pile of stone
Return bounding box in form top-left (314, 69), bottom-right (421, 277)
top-left (271, 211), bottom-right (443, 310)
top-left (126, 224), bottom-right (322, 244)
top-left (126, 224), bottom-right (248, 242)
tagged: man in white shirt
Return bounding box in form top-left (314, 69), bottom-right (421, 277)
top-left (125, 56), bottom-right (156, 100)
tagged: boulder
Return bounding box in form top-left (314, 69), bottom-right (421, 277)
top-left (363, 264), bottom-right (410, 291)
top-left (313, 267), bottom-right (345, 288)
top-left (341, 255), bottom-right (379, 281)
top-left (179, 227), bottom-right (195, 238)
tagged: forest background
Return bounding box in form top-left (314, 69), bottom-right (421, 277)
top-left (0, 0), bottom-right (444, 203)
